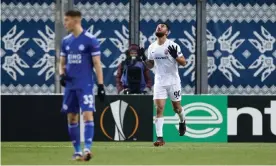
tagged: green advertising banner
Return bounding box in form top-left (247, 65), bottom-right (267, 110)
top-left (153, 95), bottom-right (228, 142)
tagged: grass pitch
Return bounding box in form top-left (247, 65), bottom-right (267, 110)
top-left (1, 142), bottom-right (276, 165)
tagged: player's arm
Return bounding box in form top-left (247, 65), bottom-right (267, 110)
top-left (142, 46), bottom-right (154, 69)
top-left (92, 53), bottom-right (106, 101)
top-left (59, 56), bottom-right (66, 75)
top-left (90, 37), bottom-right (105, 101)
top-left (144, 60), bottom-right (154, 69)
top-left (59, 41), bottom-right (67, 87)
top-left (176, 56), bottom-right (186, 66)
top-left (59, 40), bottom-right (66, 74)
top-left (144, 67), bottom-right (152, 88)
top-left (92, 56), bottom-right (103, 84)
top-left (89, 36), bottom-right (103, 84)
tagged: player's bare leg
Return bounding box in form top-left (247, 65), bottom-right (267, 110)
top-left (172, 101), bottom-right (186, 136)
top-left (154, 99), bottom-right (166, 146)
top-left (67, 113), bottom-right (83, 161)
top-left (82, 111), bottom-right (94, 161)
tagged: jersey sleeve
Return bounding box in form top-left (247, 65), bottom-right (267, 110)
top-left (176, 44), bottom-right (183, 58)
top-left (60, 40), bottom-right (66, 57)
top-left (147, 45), bottom-right (154, 60)
top-left (90, 37), bottom-right (101, 56)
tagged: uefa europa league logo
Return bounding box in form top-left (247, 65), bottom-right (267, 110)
top-left (100, 100), bottom-right (139, 141)
top-left (110, 100), bottom-right (128, 140)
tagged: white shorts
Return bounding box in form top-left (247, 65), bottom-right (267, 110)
top-left (153, 83), bottom-right (182, 101)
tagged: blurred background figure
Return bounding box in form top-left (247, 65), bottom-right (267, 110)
top-left (116, 44), bottom-right (152, 94)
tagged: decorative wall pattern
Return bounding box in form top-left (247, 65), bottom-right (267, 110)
top-left (1, 0), bottom-right (56, 94)
top-left (207, 0), bottom-right (276, 94)
top-left (1, 0), bottom-right (275, 95)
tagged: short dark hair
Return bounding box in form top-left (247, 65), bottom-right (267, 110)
top-left (161, 22), bottom-right (170, 31)
top-left (65, 10), bottom-right (82, 17)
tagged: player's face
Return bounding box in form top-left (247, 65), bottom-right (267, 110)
top-left (155, 24), bottom-right (168, 38)
top-left (63, 16), bottom-right (79, 32)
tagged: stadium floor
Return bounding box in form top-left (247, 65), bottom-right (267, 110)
top-left (1, 142), bottom-right (276, 165)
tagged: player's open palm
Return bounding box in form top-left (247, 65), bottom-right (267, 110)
top-left (168, 45), bottom-right (178, 59)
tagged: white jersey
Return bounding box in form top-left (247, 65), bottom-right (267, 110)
top-left (147, 39), bottom-right (183, 86)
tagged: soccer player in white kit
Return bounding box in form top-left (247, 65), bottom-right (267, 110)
top-left (142, 23), bottom-right (187, 146)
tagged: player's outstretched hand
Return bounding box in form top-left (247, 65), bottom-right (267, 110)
top-left (60, 74), bottom-right (66, 87)
top-left (168, 45), bottom-right (178, 59)
top-left (138, 47), bottom-right (147, 61)
top-left (97, 84), bottom-right (106, 102)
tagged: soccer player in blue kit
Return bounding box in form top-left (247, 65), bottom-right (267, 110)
top-left (59, 10), bottom-right (105, 161)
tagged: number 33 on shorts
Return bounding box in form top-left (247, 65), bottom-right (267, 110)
top-left (83, 94), bottom-right (94, 109)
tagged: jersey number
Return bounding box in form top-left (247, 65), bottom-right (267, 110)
top-left (83, 95), bottom-right (94, 108)
top-left (174, 90), bottom-right (181, 98)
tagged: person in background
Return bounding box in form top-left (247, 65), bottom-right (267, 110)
top-left (116, 44), bottom-right (152, 94)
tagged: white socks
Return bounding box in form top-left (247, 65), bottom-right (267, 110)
top-left (155, 108), bottom-right (184, 137)
top-left (155, 117), bottom-right (164, 137)
top-left (177, 108), bottom-right (185, 123)
top-left (83, 148), bottom-right (90, 153)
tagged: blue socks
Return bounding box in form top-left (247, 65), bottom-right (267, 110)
top-left (68, 121), bottom-right (94, 153)
top-left (68, 123), bottom-right (81, 153)
top-left (84, 121), bottom-right (95, 151)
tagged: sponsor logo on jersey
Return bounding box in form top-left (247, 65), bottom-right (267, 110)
top-left (68, 54), bottom-right (82, 64)
top-left (164, 49), bottom-right (169, 55)
top-left (154, 56), bottom-right (169, 60)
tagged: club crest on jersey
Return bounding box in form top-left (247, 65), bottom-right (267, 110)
top-left (63, 104), bottom-right (68, 110)
top-left (66, 46), bottom-right (70, 51)
top-left (78, 44), bottom-right (85, 51)
top-left (164, 49), bottom-right (169, 55)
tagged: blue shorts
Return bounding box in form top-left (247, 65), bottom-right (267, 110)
top-left (61, 86), bottom-right (95, 113)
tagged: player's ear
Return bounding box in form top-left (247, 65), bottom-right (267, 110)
top-left (166, 30), bottom-right (170, 36)
top-left (75, 17), bottom-right (81, 23)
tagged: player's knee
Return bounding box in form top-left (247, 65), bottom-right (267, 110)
top-left (67, 113), bottom-right (78, 124)
top-left (173, 107), bottom-right (182, 113)
top-left (156, 104), bottom-right (164, 111)
top-left (155, 105), bottom-right (164, 115)
top-left (83, 111), bottom-right (94, 122)
top-left (172, 101), bottom-right (181, 110)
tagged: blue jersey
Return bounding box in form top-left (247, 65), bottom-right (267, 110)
top-left (60, 30), bottom-right (101, 89)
